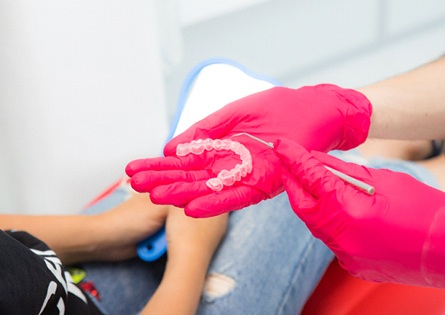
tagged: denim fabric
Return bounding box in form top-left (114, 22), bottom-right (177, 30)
top-left (81, 149), bottom-right (439, 315)
top-left (197, 194), bottom-right (333, 315)
top-left (81, 191), bottom-right (332, 315)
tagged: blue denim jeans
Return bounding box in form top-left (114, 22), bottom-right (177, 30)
top-left (82, 149), bottom-right (439, 315)
top-left (82, 191), bottom-right (332, 315)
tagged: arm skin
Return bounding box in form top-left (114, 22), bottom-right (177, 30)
top-left (0, 193), bottom-right (228, 315)
top-left (359, 55), bottom-right (445, 140)
top-left (0, 193), bottom-right (167, 265)
top-left (141, 208), bottom-right (228, 315)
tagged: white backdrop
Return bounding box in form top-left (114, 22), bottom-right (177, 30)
top-left (0, 1), bottom-right (169, 214)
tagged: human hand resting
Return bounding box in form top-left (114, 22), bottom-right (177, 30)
top-left (274, 138), bottom-right (445, 287)
top-left (126, 85), bottom-right (372, 218)
top-left (90, 193), bottom-right (168, 261)
top-left (91, 192), bottom-right (227, 263)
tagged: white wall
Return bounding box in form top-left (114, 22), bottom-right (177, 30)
top-left (0, 1), bottom-right (168, 214)
top-left (165, 0), bottom-right (445, 117)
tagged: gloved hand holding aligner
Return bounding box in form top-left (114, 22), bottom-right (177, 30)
top-left (126, 85), bottom-right (372, 217)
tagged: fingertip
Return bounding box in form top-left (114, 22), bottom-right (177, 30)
top-left (273, 138), bottom-right (306, 168)
top-left (163, 141), bottom-right (177, 157)
top-left (273, 138), bottom-right (283, 149)
top-left (149, 187), bottom-right (167, 204)
top-left (125, 159), bottom-right (148, 177)
top-left (184, 202), bottom-right (224, 219)
top-left (184, 196), bottom-right (214, 218)
top-left (163, 130), bottom-right (197, 156)
top-left (184, 206), bottom-right (209, 218)
top-left (274, 138), bottom-right (302, 153)
top-left (184, 191), bottom-right (235, 218)
top-left (187, 186), bottom-right (260, 218)
top-left (130, 172), bottom-right (156, 193)
top-left (125, 162), bottom-right (136, 177)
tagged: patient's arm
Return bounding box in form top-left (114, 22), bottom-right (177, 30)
top-left (359, 55), bottom-right (445, 140)
top-left (1, 192), bottom-right (228, 314)
top-left (0, 193), bottom-right (168, 264)
top-left (141, 209), bottom-right (228, 315)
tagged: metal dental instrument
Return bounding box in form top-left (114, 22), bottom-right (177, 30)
top-left (231, 132), bottom-right (375, 195)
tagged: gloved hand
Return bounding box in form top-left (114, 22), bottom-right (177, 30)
top-left (274, 138), bottom-right (445, 287)
top-left (126, 85), bottom-right (372, 218)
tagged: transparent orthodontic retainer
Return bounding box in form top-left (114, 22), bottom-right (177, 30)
top-left (176, 138), bottom-right (253, 191)
top-left (177, 132), bottom-right (376, 195)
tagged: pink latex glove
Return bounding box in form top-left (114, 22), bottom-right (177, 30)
top-left (274, 138), bottom-right (445, 287)
top-left (126, 85), bottom-right (372, 218)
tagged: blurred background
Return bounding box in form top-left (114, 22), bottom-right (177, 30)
top-left (1, 0), bottom-right (445, 214)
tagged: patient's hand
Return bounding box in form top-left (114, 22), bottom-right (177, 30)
top-left (91, 192), bottom-right (227, 265)
top-left (0, 192), bottom-right (169, 264)
top-left (91, 193), bottom-right (168, 261)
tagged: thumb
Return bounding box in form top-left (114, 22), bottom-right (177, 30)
top-left (274, 138), bottom-right (350, 240)
top-left (164, 109), bottom-right (236, 156)
top-left (165, 93), bottom-right (257, 156)
top-left (280, 164), bottom-right (318, 213)
top-left (274, 138), bottom-right (345, 199)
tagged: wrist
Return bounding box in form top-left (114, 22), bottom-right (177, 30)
top-left (49, 215), bottom-right (103, 265)
top-left (356, 86), bottom-right (394, 139)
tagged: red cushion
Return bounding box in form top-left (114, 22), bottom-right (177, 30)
top-left (302, 258), bottom-right (445, 315)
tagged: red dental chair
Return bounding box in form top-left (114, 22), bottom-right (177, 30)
top-left (301, 258), bottom-right (445, 315)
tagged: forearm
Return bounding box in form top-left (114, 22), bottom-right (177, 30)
top-left (140, 211), bottom-right (228, 315)
top-left (358, 55), bottom-right (445, 140)
top-left (0, 193), bottom-right (170, 265)
top-left (140, 248), bottom-right (212, 315)
top-left (0, 214), bottom-right (102, 264)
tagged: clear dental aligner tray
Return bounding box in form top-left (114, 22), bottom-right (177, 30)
top-left (176, 138), bottom-right (253, 191)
